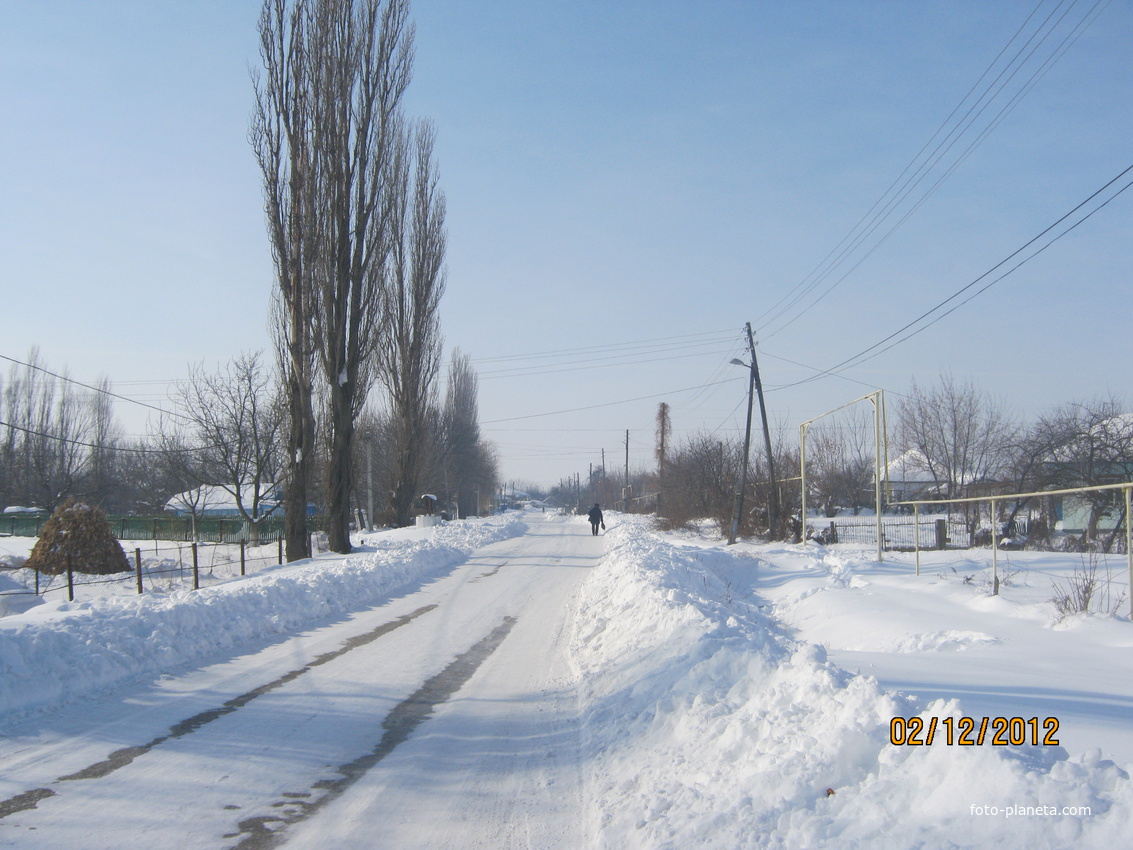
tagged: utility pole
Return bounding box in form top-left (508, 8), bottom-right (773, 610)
top-left (728, 351), bottom-right (756, 546)
top-left (625, 432), bottom-right (634, 512)
top-left (749, 324), bottom-right (779, 538)
top-left (366, 443), bottom-right (375, 531)
top-left (728, 322), bottom-right (779, 543)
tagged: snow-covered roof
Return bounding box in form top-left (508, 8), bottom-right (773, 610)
top-left (884, 449), bottom-right (938, 483)
top-left (166, 484), bottom-right (281, 516)
top-left (1049, 412), bottom-right (1133, 463)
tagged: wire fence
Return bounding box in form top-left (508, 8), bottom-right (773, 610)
top-left (0, 538), bottom-right (311, 609)
top-left (808, 514), bottom-right (973, 550)
top-left (806, 482), bottom-right (1130, 556)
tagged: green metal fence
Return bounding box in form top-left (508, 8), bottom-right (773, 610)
top-left (2, 514), bottom-right (326, 543)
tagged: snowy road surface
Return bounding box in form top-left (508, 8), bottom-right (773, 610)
top-left (3, 512), bottom-right (1133, 848)
top-left (0, 516), bottom-right (597, 849)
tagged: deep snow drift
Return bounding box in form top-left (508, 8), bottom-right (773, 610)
top-left (572, 516), bottom-right (1133, 848)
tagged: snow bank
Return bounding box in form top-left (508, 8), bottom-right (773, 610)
top-left (572, 518), bottom-right (1133, 848)
top-left (0, 515), bottom-right (525, 718)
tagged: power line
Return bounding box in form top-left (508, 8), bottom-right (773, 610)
top-left (467, 329), bottom-right (736, 366)
top-left (0, 353), bottom-right (186, 421)
top-left (0, 419), bottom-right (198, 455)
top-left (481, 377), bottom-right (741, 425)
top-left (476, 342), bottom-right (737, 380)
top-left (752, 0), bottom-right (1109, 341)
top-left (791, 161), bottom-right (1133, 388)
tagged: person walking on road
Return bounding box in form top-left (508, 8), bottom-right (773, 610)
top-left (587, 503), bottom-right (605, 536)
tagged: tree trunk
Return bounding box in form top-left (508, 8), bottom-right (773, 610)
top-left (285, 368), bottom-right (314, 563)
top-left (326, 381), bottom-right (355, 553)
top-left (391, 412), bottom-right (419, 527)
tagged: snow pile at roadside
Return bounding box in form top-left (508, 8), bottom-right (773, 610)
top-left (0, 515), bottom-right (526, 717)
top-left (571, 518), bottom-right (1133, 848)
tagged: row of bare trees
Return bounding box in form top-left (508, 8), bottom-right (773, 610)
top-left (0, 346), bottom-right (497, 538)
top-left (632, 376), bottom-right (1131, 546)
top-left (2, 2), bottom-right (494, 551)
top-left (1, 349), bottom-right (119, 512)
top-left (252, 0), bottom-right (458, 556)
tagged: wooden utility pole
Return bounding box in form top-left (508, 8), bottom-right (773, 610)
top-left (748, 323), bottom-right (779, 538)
top-left (624, 430), bottom-right (630, 513)
top-left (729, 323), bottom-right (779, 543)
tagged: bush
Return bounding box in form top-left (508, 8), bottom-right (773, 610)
top-left (1049, 549), bottom-right (1126, 620)
top-left (25, 499), bottom-right (130, 575)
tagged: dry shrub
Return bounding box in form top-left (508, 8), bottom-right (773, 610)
top-left (25, 498), bottom-right (129, 575)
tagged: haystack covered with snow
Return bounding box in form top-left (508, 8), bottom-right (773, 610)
top-left (24, 498), bottom-right (129, 575)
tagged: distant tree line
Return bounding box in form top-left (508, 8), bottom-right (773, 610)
top-left (579, 379), bottom-right (1130, 550)
top-left (0, 347), bottom-right (497, 537)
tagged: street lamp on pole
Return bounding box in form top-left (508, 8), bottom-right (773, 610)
top-left (727, 323), bottom-right (779, 544)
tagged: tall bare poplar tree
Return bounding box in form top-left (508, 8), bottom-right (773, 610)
top-left (440, 350), bottom-right (482, 518)
top-left (378, 119), bottom-right (446, 526)
top-left (252, 0), bottom-right (319, 561)
top-left (253, 0), bottom-right (414, 554)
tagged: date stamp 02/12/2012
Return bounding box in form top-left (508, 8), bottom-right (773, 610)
top-left (889, 716), bottom-right (1060, 747)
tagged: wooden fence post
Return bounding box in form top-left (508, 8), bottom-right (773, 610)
top-left (278, 538), bottom-right (283, 565)
top-left (135, 548), bottom-right (143, 594)
top-left (192, 542), bottom-right (200, 591)
top-left (67, 554), bottom-right (74, 602)
top-left (240, 540), bottom-right (246, 576)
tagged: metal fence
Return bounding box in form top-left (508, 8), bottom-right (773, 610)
top-left (808, 514), bottom-right (972, 550)
top-left (807, 483), bottom-right (1130, 557)
top-left (0, 513), bottom-right (326, 543)
top-left (894, 483), bottom-right (1132, 615)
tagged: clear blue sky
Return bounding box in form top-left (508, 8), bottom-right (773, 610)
top-left (2, 1), bottom-right (1130, 487)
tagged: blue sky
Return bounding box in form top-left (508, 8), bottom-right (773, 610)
top-left (1, 1), bottom-right (1130, 487)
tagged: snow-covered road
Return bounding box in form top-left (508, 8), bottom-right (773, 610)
top-left (4, 512), bottom-right (1133, 848)
top-left (0, 515), bottom-right (597, 849)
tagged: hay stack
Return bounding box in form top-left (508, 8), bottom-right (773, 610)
top-left (25, 499), bottom-right (129, 575)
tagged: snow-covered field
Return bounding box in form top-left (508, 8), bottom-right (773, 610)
top-left (1, 510), bottom-right (1131, 847)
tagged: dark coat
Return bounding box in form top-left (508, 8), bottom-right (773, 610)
top-left (587, 505), bottom-right (604, 524)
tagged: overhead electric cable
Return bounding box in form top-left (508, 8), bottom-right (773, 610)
top-left (467, 329), bottom-right (736, 366)
top-left (0, 353), bottom-right (186, 421)
top-left (476, 340), bottom-right (737, 379)
top-left (481, 377), bottom-right (741, 425)
top-left (790, 162), bottom-right (1133, 387)
top-left (751, 0), bottom-right (1108, 340)
top-left (0, 419), bottom-right (201, 455)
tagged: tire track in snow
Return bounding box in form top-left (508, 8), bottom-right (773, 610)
top-left (227, 615), bottom-right (518, 850)
top-left (0, 604), bottom-right (438, 818)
